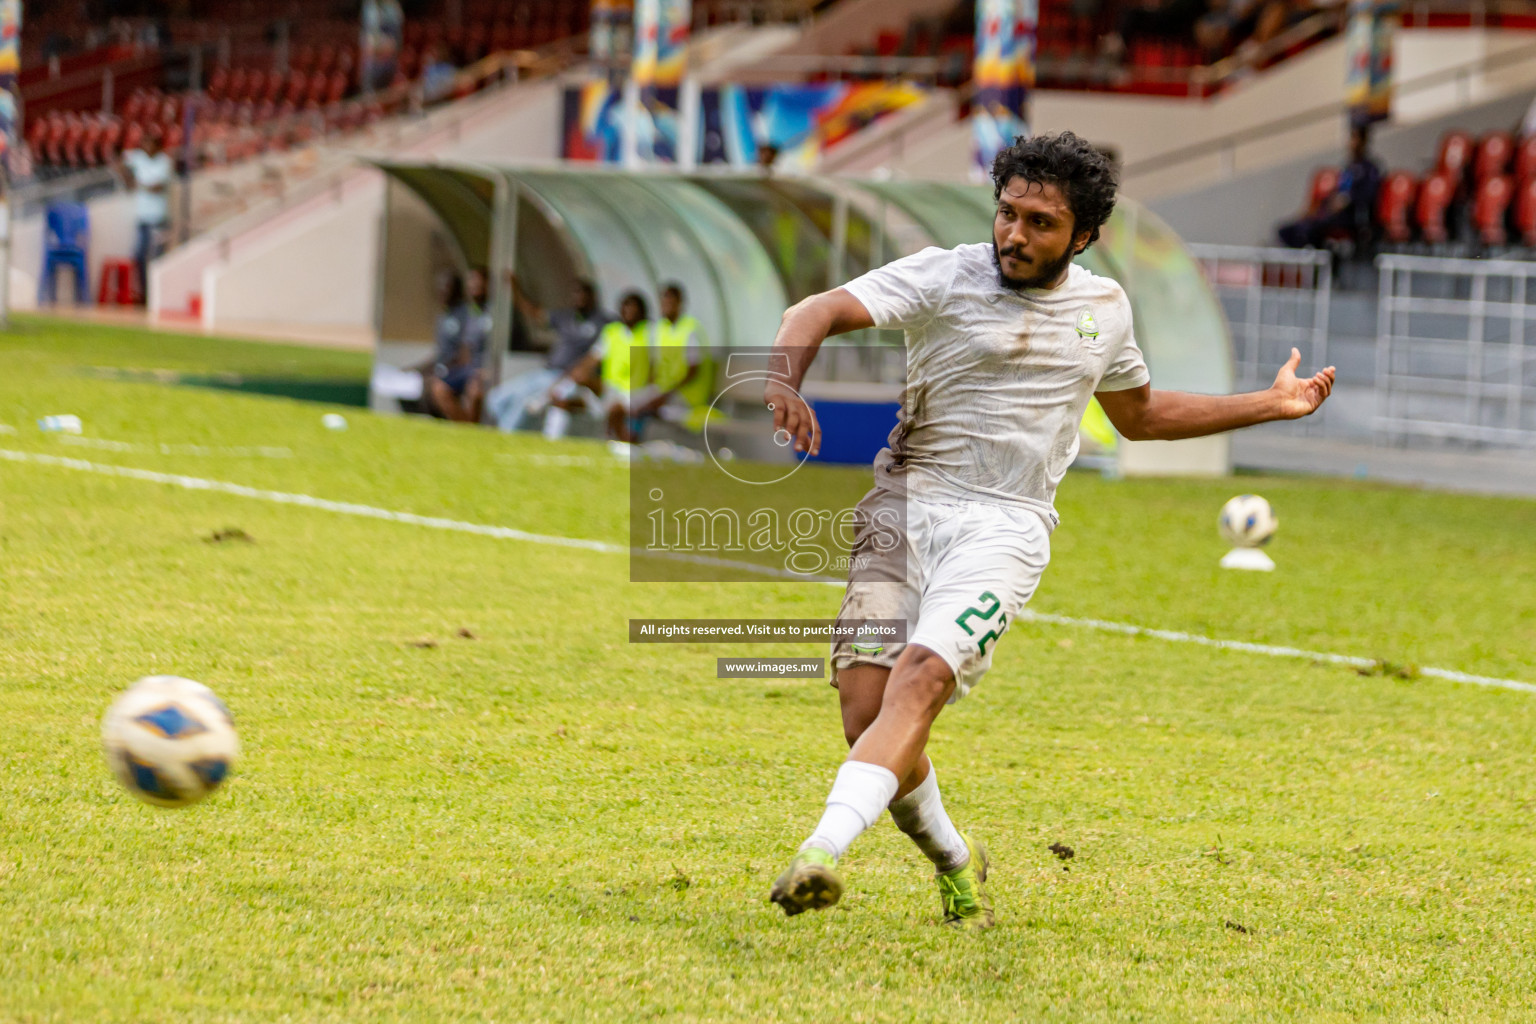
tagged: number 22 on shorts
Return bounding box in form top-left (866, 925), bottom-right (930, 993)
top-left (955, 591), bottom-right (1009, 657)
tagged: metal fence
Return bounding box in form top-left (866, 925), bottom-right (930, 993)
top-left (1376, 253), bottom-right (1536, 448)
top-left (1187, 244), bottom-right (1333, 393)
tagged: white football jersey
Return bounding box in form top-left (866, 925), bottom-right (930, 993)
top-left (842, 243), bottom-right (1149, 527)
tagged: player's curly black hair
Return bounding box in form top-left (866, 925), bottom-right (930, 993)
top-left (991, 131), bottom-right (1118, 248)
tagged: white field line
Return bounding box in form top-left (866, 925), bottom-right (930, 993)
top-left (3, 445), bottom-right (1533, 695)
top-left (495, 452), bottom-right (600, 468)
top-left (54, 435), bottom-right (294, 458)
top-left (1014, 610), bottom-right (1536, 695)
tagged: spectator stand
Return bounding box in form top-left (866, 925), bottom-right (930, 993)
top-left (21, 1), bottom-right (591, 184)
top-left (1350, 126), bottom-right (1536, 263)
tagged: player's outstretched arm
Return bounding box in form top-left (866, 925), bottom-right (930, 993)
top-left (764, 288), bottom-right (875, 456)
top-left (1096, 348), bottom-right (1336, 442)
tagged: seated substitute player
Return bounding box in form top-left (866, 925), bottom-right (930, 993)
top-left (635, 283), bottom-right (712, 434)
top-left (764, 131), bottom-right (1336, 929)
top-left (550, 290), bottom-right (652, 442)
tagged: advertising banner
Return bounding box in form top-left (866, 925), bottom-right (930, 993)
top-left (563, 81), bottom-right (927, 169)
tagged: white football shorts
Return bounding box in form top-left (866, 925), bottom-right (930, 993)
top-left (830, 485), bottom-right (1051, 702)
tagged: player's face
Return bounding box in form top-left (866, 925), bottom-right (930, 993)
top-left (992, 177), bottom-right (1089, 290)
top-left (660, 291), bottom-right (681, 320)
top-left (465, 270), bottom-right (488, 304)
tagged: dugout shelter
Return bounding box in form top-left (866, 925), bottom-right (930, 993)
top-left (370, 162), bottom-right (1235, 473)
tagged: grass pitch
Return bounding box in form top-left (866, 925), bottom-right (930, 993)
top-left (3, 317), bottom-right (1536, 1022)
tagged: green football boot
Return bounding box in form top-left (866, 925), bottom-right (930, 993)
top-left (937, 833), bottom-right (994, 930)
top-left (769, 846), bottom-right (843, 917)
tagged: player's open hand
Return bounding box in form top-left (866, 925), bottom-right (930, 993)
top-left (1271, 348), bottom-right (1336, 419)
top-left (763, 379), bottom-right (820, 456)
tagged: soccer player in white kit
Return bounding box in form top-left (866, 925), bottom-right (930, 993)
top-left (765, 132), bottom-right (1336, 928)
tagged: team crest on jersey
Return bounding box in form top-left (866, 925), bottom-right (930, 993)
top-left (1074, 307), bottom-right (1099, 339)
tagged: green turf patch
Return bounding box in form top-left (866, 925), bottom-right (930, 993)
top-left (2, 320), bottom-right (1535, 1022)
top-left (3, 314), bottom-right (373, 380)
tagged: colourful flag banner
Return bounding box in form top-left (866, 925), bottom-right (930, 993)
top-left (360, 0), bottom-right (404, 94)
top-left (0, 0), bottom-right (20, 179)
top-left (1345, 0), bottom-right (1396, 124)
top-left (633, 0), bottom-right (690, 162)
top-left (591, 0), bottom-right (635, 79)
top-left (973, 0), bottom-right (1032, 176)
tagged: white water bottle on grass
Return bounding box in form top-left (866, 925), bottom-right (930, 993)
top-left (37, 415), bottom-right (82, 434)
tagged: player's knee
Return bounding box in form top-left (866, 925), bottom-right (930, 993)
top-left (841, 703), bottom-right (878, 747)
top-left (884, 647), bottom-right (955, 718)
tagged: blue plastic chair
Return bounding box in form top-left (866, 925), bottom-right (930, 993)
top-left (40, 202), bottom-right (89, 305)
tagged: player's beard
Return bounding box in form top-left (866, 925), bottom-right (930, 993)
top-left (992, 241), bottom-right (1075, 291)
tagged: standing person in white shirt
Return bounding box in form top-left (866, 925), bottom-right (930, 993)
top-left (764, 131), bottom-right (1337, 929)
top-left (119, 131), bottom-right (174, 305)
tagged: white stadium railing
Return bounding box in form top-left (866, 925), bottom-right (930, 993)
top-left (1187, 243), bottom-right (1333, 399)
top-left (1375, 253), bottom-right (1536, 448)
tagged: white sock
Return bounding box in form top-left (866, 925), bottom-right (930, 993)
top-left (887, 763), bottom-right (970, 873)
top-left (543, 406), bottom-right (571, 440)
top-left (800, 760), bottom-right (899, 860)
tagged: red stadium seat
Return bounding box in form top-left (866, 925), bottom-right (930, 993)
top-left (285, 71), bottom-right (309, 105)
top-left (1516, 135), bottom-right (1536, 184)
top-left (1416, 172), bottom-right (1457, 245)
top-left (402, 45), bottom-right (424, 80)
top-left (245, 70), bottom-right (266, 103)
top-left (1437, 130), bottom-right (1475, 183)
top-left (465, 22), bottom-right (488, 60)
top-left (1306, 167), bottom-right (1340, 215)
top-left (66, 115), bottom-right (90, 163)
top-left (306, 71), bottom-right (329, 106)
top-left (207, 66), bottom-right (229, 101)
top-left (122, 122), bottom-right (144, 153)
top-left (1475, 131), bottom-right (1513, 183)
top-left (1377, 171), bottom-right (1417, 243)
top-left (121, 90), bottom-right (145, 120)
top-left (1513, 176), bottom-right (1536, 246)
top-left (228, 68), bottom-right (249, 102)
top-left (1473, 174), bottom-right (1514, 245)
top-left (79, 119), bottom-right (104, 166)
top-left (326, 69), bottom-right (348, 104)
top-left (99, 119), bottom-right (123, 162)
top-left (25, 116), bottom-right (48, 154)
